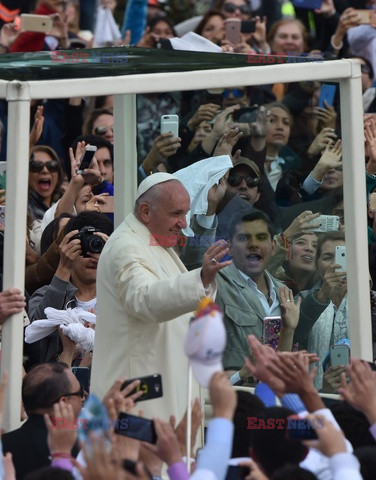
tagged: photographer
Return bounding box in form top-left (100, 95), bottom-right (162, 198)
top-left (26, 211), bottom-right (113, 365)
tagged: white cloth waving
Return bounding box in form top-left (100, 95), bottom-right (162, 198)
top-left (25, 307), bottom-right (96, 352)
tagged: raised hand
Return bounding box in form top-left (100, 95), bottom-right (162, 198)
top-left (310, 139), bottom-right (342, 182)
top-left (283, 210), bottom-right (321, 241)
top-left (201, 240), bottom-right (232, 289)
top-left (187, 103), bottom-right (220, 131)
top-left (307, 127), bottom-right (337, 157)
top-left (339, 358), bottom-right (376, 424)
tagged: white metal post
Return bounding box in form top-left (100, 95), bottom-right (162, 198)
top-left (113, 93), bottom-right (137, 227)
top-left (340, 61), bottom-right (373, 360)
top-left (1, 81), bottom-right (30, 431)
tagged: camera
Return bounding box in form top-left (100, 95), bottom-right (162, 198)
top-left (71, 226), bottom-right (105, 257)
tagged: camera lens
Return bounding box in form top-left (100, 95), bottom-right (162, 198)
top-left (88, 236), bottom-right (105, 253)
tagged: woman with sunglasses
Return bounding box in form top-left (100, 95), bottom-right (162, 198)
top-left (82, 108), bottom-right (114, 144)
top-left (28, 145), bottom-right (63, 255)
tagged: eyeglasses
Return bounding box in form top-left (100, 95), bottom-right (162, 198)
top-left (228, 173), bottom-right (261, 188)
top-left (61, 383), bottom-right (85, 400)
top-left (223, 2), bottom-right (251, 15)
top-left (223, 88), bottom-right (246, 99)
top-left (94, 125), bottom-right (114, 136)
top-left (29, 160), bottom-right (59, 173)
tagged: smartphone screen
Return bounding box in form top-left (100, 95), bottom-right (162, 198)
top-left (370, 192), bottom-right (376, 211)
top-left (285, 416), bottom-right (318, 440)
top-left (77, 146), bottom-right (97, 174)
top-left (120, 373), bottom-right (163, 402)
top-left (115, 413), bottom-right (157, 444)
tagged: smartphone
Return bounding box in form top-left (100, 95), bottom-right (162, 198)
top-left (0, 161), bottom-right (6, 192)
top-left (100, 196), bottom-right (114, 213)
top-left (160, 114), bottom-right (179, 138)
top-left (291, 0), bottom-right (322, 9)
top-left (306, 215), bottom-right (339, 232)
top-left (330, 344), bottom-right (350, 366)
top-left (335, 245), bottom-right (347, 272)
top-left (240, 20), bottom-right (256, 34)
top-left (115, 412), bottom-right (157, 444)
top-left (77, 145), bottom-right (97, 174)
top-left (285, 415), bottom-right (318, 440)
top-left (120, 373), bottom-right (163, 402)
top-left (356, 9), bottom-right (376, 24)
top-left (233, 107), bottom-right (258, 124)
top-left (225, 465), bottom-right (251, 480)
top-left (369, 192), bottom-right (376, 211)
top-left (225, 18), bottom-right (241, 45)
top-left (262, 316), bottom-right (282, 351)
top-left (0, 205), bottom-right (5, 227)
top-left (318, 84), bottom-right (337, 108)
top-left (20, 14), bottom-right (53, 33)
top-left (71, 366), bottom-right (90, 393)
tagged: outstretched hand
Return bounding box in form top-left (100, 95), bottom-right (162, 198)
top-left (201, 241), bottom-right (232, 289)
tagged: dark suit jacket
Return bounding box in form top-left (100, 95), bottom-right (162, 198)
top-left (2, 414), bottom-right (78, 479)
top-left (2, 415), bottom-right (50, 479)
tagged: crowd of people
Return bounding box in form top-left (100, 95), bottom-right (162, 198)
top-left (0, 0), bottom-right (375, 479)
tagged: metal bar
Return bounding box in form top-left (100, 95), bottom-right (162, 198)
top-left (26, 60), bottom-right (353, 99)
top-left (340, 62), bottom-right (373, 360)
top-left (1, 81), bottom-right (30, 431)
top-left (113, 94), bottom-right (137, 227)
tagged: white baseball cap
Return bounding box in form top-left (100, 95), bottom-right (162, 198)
top-left (184, 298), bottom-right (226, 388)
top-left (136, 172), bottom-right (179, 200)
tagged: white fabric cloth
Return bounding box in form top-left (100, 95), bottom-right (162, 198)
top-left (94, 6), bottom-right (122, 47)
top-left (25, 307), bottom-right (96, 352)
top-left (60, 322), bottom-right (95, 352)
top-left (170, 32), bottom-right (223, 53)
top-left (174, 155), bottom-right (233, 236)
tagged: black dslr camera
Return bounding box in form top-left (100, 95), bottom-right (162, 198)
top-left (72, 226), bottom-right (105, 257)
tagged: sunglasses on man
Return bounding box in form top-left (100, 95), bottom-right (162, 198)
top-left (228, 173), bottom-right (261, 188)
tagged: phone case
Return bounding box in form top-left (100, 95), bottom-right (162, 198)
top-left (292, 0), bottom-right (322, 9)
top-left (330, 344), bottom-right (350, 366)
top-left (335, 245), bottom-right (347, 272)
top-left (121, 373), bottom-right (163, 402)
top-left (20, 14), bottom-right (52, 33)
top-left (369, 193), bottom-right (376, 211)
top-left (307, 215), bottom-right (340, 232)
top-left (262, 316), bottom-right (282, 350)
top-left (160, 115), bottom-right (179, 138)
top-left (318, 84), bottom-right (336, 108)
top-left (225, 19), bottom-right (241, 45)
top-left (357, 9), bottom-right (371, 23)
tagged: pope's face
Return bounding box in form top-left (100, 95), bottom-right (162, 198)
top-left (142, 181), bottom-right (190, 247)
